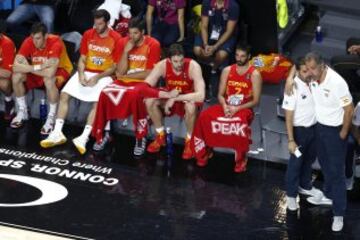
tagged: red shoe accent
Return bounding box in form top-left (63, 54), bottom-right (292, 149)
top-left (147, 131), bottom-right (166, 153)
top-left (234, 158), bottom-right (248, 173)
top-left (196, 148), bottom-right (213, 167)
top-left (182, 138), bottom-right (194, 160)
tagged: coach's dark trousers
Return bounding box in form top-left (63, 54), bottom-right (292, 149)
top-left (316, 123), bottom-right (347, 216)
top-left (286, 126), bottom-right (316, 197)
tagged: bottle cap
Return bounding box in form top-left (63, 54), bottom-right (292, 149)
top-left (316, 26), bottom-right (321, 32)
top-left (40, 99), bottom-right (46, 104)
top-left (166, 127), bottom-right (171, 133)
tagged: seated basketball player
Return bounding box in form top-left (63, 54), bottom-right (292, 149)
top-left (191, 44), bottom-right (262, 172)
top-left (11, 22), bottom-right (73, 133)
top-left (40, 9), bottom-right (121, 154)
top-left (145, 43), bottom-right (205, 159)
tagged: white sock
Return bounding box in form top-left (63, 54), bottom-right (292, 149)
top-left (53, 119), bottom-right (64, 133)
top-left (105, 121), bottom-right (111, 131)
top-left (156, 126), bottom-right (164, 134)
top-left (48, 103), bottom-right (57, 118)
top-left (80, 125), bottom-right (92, 139)
top-left (16, 96), bottom-right (27, 111)
top-left (4, 96), bottom-right (12, 102)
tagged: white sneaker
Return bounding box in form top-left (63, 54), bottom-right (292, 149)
top-left (133, 138), bottom-right (146, 156)
top-left (40, 131), bottom-right (67, 148)
top-left (93, 131), bottom-right (112, 151)
top-left (307, 195), bottom-right (333, 206)
top-left (40, 116), bottom-right (55, 135)
top-left (286, 196), bottom-right (298, 211)
top-left (332, 216), bottom-right (344, 232)
top-left (346, 176), bottom-right (354, 191)
top-left (72, 136), bottom-right (88, 155)
top-left (10, 109), bottom-right (29, 128)
top-left (298, 186), bottom-right (323, 198)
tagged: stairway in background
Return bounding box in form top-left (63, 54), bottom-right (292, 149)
top-left (304, 0), bottom-right (360, 60)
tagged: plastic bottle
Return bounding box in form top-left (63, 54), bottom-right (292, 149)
top-left (39, 98), bottom-right (47, 122)
top-left (166, 127), bottom-right (174, 156)
top-left (315, 26), bottom-right (323, 43)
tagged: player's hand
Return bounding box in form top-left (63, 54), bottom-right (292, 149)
top-left (164, 98), bottom-right (176, 115)
top-left (288, 141), bottom-right (298, 154)
top-left (87, 75), bottom-right (99, 87)
top-left (124, 40), bottom-right (135, 53)
top-left (222, 104), bottom-right (230, 117)
top-left (228, 105), bottom-right (240, 117)
top-left (79, 73), bottom-right (87, 86)
top-left (176, 36), bottom-right (184, 43)
top-left (168, 89), bottom-right (179, 98)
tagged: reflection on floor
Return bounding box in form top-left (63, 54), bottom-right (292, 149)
top-left (0, 118), bottom-right (359, 240)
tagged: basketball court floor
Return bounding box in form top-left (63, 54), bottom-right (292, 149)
top-left (0, 114), bottom-right (360, 240)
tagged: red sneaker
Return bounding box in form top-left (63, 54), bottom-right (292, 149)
top-left (182, 137), bottom-right (194, 160)
top-left (234, 158), bottom-right (248, 173)
top-left (196, 148), bottom-right (213, 167)
top-left (147, 131), bottom-right (166, 153)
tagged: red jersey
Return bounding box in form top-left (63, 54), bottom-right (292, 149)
top-left (165, 58), bottom-right (194, 94)
top-left (18, 34), bottom-right (73, 75)
top-left (0, 34), bottom-right (15, 72)
top-left (225, 64), bottom-right (255, 106)
top-left (117, 36), bottom-right (160, 83)
top-left (80, 28), bottom-right (122, 72)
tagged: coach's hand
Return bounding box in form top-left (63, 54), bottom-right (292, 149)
top-left (164, 98), bottom-right (175, 115)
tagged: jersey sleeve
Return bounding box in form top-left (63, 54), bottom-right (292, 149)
top-left (79, 31), bottom-right (90, 56)
top-left (1, 39), bottom-right (15, 71)
top-left (145, 39), bottom-right (161, 70)
top-left (48, 40), bottom-right (62, 59)
top-left (282, 91), bottom-right (296, 111)
top-left (335, 79), bottom-right (352, 107)
top-left (228, 1), bottom-right (240, 21)
top-left (17, 37), bottom-right (33, 58)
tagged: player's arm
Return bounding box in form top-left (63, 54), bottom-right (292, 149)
top-left (12, 54), bottom-right (34, 73)
top-left (120, 69), bottom-right (152, 80)
top-left (200, 15), bottom-right (209, 46)
top-left (284, 65), bottom-right (296, 95)
top-left (236, 69), bottom-right (262, 110)
top-left (171, 60), bottom-right (205, 102)
top-left (31, 57), bottom-right (59, 78)
top-left (93, 63), bottom-right (116, 81)
top-left (144, 60), bottom-right (166, 87)
top-left (146, 4), bottom-right (155, 36)
top-left (0, 67), bottom-right (11, 79)
top-left (218, 66), bottom-right (230, 108)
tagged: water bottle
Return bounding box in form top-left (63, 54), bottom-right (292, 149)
top-left (39, 98), bottom-right (47, 122)
top-left (165, 127), bottom-right (174, 177)
top-left (166, 127), bottom-right (174, 156)
top-left (315, 26), bottom-right (323, 43)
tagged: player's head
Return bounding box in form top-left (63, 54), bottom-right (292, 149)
top-left (30, 22), bottom-right (48, 49)
top-left (235, 43), bottom-right (251, 66)
top-left (295, 57), bottom-right (311, 82)
top-left (168, 44), bottom-right (185, 72)
top-left (128, 17), bottom-right (145, 44)
top-left (304, 51), bottom-right (325, 81)
top-left (93, 9), bottom-right (110, 35)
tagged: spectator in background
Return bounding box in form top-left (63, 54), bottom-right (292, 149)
top-left (6, 0), bottom-right (55, 33)
top-left (331, 38), bottom-right (360, 103)
top-left (193, 0), bottom-right (239, 100)
top-left (40, 9), bottom-right (121, 155)
top-left (11, 22), bottom-right (73, 133)
top-left (0, 20), bottom-right (16, 120)
top-left (146, 0), bottom-right (185, 47)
